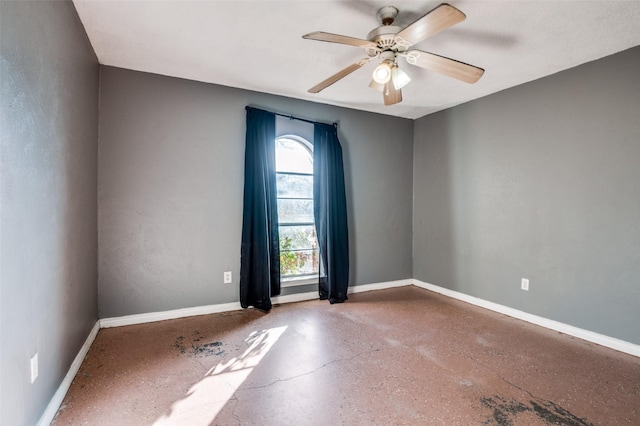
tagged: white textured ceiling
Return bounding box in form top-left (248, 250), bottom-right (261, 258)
top-left (73, 1), bottom-right (640, 119)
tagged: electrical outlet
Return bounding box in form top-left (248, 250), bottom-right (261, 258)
top-left (224, 271), bottom-right (232, 284)
top-left (30, 353), bottom-right (38, 383)
top-left (521, 278), bottom-right (530, 291)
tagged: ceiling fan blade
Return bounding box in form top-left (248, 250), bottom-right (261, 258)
top-left (308, 58), bottom-right (371, 93)
top-left (395, 3), bottom-right (466, 47)
top-left (403, 50), bottom-right (484, 83)
top-left (303, 31), bottom-right (377, 49)
top-left (383, 82), bottom-right (402, 106)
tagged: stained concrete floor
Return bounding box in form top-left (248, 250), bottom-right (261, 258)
top-left (53, 286), bottom-right (639, 425)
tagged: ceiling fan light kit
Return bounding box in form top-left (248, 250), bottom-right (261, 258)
top-left (391, 66), bottom-right (411, 90)
top-left (368, 79), bottom-right (385, 92)
top-left (302, 3), bottom-right (485, 106)
top-left (372, 61), bottom-right (392, 84)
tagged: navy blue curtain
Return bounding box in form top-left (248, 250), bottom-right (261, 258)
top-left (240, 107), bottom-right (280, 310)
top-left (314, 123), bottom-right (350, 303)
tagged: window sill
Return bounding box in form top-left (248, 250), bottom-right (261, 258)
top-left (281, 276), bottom-right (319, 288)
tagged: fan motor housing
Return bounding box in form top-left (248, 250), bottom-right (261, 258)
top-left (367, 25), bottom-right (402, 49)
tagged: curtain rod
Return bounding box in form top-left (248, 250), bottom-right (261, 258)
top-left (246, 106), bottom-right (338, 128)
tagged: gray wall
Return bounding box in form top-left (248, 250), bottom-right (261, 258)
top-left (98, 66), bottom-right (414, 318)
top-left (2, 6), bottom-right (636, 421)
top-left (413, 46), bottom-right (640, 344)
top-left (0, 2), bottom-right (99, 425)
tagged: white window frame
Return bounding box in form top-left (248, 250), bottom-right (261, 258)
top-left (275, 134), bottom-right (319, 288)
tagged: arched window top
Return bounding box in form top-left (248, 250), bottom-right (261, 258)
top-left (274, 135), bottom-right (318, 280)
top-left (276, 135), bottom-right (313, 174)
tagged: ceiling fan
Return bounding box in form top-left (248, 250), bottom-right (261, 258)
top-left (302, 3), bottom-right (484, 106)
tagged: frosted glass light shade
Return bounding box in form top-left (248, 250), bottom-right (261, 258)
top-left (368, 79), bottom-right (385, 92)
top-left (372, 62), bottom-right (392, 84)
top-left (391, 66), bottom-right (411, 90)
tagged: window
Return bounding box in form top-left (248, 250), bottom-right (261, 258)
top-left (275, 136), bottom-right (319, 283)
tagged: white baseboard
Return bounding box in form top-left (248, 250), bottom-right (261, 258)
top-left (272, 291), bottom-right (318, 304)
top-left (272, 278), bottom-right (413, 305)
top-left (350, 278), bottom-right (413, 293)
top-left (37, 321), bottom-right (100, 426)
top-left (412, 279), bottom-right (640, 358)
top-left (100, 279), bottom-right (414, 327)
top-left (100, 302), bottom-right (244, 328)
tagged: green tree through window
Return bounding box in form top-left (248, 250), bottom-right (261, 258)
top-left (275, 136), bottom-right (319, 278)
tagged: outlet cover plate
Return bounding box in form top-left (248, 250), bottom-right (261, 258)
top-left (224, 271), bottom-right (232, 284)
top-left (521, 278), bottom-right (530, 291)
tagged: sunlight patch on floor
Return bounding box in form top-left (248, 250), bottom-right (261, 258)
top-left (154, 326), bottom-right (288, 426)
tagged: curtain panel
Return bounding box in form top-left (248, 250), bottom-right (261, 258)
top-left (314, 123), bottom-right (350, 303)
top-left (239, 107), bottom-right (280, 310)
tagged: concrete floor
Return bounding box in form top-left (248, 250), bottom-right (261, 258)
top-left (53, 286), bottom-right (639, 425)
